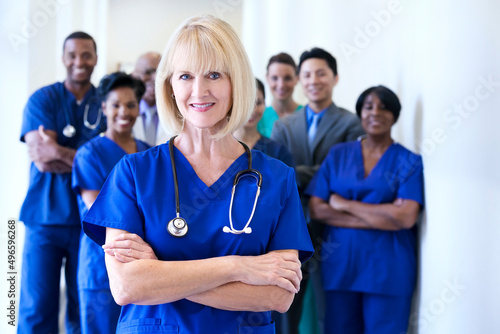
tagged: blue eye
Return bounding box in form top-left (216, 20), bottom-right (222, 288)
top-left (208, 72), bottom-right (221, 79)
top-left (180, 74), bottom-right (191, 80)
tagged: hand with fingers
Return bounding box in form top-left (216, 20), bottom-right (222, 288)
top-left (102, 233), bottom-right (158, 263)
top-left (237, 251), bottom-right (302, 294)
top-left (27, 125), bottom-right (58, 163)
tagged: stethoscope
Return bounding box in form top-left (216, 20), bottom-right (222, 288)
top-left (167, 136), bottom-right (263, 237)
top-left (60, 84), bottom-right (102, 138)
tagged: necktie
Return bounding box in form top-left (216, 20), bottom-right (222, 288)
top-left (143, 107), bottom-right (158, 146)
top-left (308, 113), bottom-right (320, 146)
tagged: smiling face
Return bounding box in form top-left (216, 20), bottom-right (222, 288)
top-left (266, 62), bottom-right (298, 102)
top-left (360, 93), bottom-right (395, 136)
top-left (170, 68), bottom-right (232, 133)
top-left (62, 38), bottom-right (97, 86)
top-left (299, 58), bottom-right (338, 111)
top-left (103, 87), bottom-right (140, 137)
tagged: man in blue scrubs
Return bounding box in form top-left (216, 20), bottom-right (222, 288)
top-left (18, 31), bottom-right (104, 334)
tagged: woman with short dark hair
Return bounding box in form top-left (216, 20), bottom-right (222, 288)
top-left (308, 85), bottom-right (424, 333)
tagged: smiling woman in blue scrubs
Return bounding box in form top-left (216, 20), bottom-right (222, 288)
top-left (308, 86), bottom-right (424, 334)
top-left (72, 72), bottom-right (150, 333)
top-left (82, 15), bottom-right (314, 334)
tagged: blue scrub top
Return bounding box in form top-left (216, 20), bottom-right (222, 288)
top-left (20, 82), bottom-right (106, 226)
top-left (83, 141), bottom-right (314, 333)
top-left (72, 134), bottom-right (150, 290)
top-left (253, 136), bottom-right (294, 167)
top-left (307, 141), bottom-right (424, 296)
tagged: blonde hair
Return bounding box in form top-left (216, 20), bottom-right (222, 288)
top-left (156, 15), bottom-right (255, 139)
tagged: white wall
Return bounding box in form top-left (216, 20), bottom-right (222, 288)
top-left (242, 0), bottom-right (500, 333)
top-left (1, 2), bottom-right (30, 330)
top-left (106, 0), bottom-right (243, 73)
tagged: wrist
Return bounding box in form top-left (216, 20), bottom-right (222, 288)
top-left (224, 256), bottom-right (241, 283)
top-left (58, 146), bottom-right (75, 164)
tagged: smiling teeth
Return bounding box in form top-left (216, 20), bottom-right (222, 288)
top-left (117, 119), bottom-right (129, 125)
top-left (192, 103), bottom-right (213, 108)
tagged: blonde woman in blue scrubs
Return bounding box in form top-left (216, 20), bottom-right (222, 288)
top-left (83, 15), bottom-right (313, 334)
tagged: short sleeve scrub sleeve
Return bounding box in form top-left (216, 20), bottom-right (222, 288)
top-left (307, 141), bottom-right (424, 297)
top-left (83, 141), bottom-right (314, 333)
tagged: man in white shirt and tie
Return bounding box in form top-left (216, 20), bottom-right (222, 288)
top-left (132, 52), bottom-right (170, 146)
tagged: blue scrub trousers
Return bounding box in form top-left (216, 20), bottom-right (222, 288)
top-left (18, 224), bottom-right (81, 334)
top-left (79, 289), bottom-right (121, 334)
top-left (324, 290), bottom-right (412, 334)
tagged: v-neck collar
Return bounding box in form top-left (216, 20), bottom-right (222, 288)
top-left (101, 135), bottom-right (139, 156)
top-left (356, 140), bottom-right (396, 179)
top-left (171, 145), bottom-right (248, 199)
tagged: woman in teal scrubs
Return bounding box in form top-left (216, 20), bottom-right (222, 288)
top-left (257, 52), bottom-right (302, 138)
top-left (72, 72), bottom-right (149, 333)
top-left (308, 86), bottom-right (424, 334)
top-left (83, 15), bottom-right (314, 334)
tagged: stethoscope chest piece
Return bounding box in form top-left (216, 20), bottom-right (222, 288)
top-left (167, 217), bottom-right (188, 237)
top-left (166, 136), bottom-right (261, 238)
top-left (63, 124), bottom-right (76, 138)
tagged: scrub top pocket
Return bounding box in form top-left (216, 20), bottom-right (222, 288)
top-left (117, 318), bottom-right (179, 333)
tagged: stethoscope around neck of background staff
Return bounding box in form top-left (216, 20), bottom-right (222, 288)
top-left (59, 83), bottom-right (102, 138)
top-left (167, 135), bottom-right (263, 237)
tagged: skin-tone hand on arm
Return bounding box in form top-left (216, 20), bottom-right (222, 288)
top-left (309, 196), bottom-right (371, 229)
top-left (309, 195), bottom-right (420, 231)
top-left (25, 125), bottom-right (76, 173)
top-left (103, 228), bottom-right (301, 312)
top-left (185, 254), bottom-right (297, 313)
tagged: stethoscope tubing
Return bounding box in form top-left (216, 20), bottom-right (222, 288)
top-left (60, 84), bottom-right (102, 138)
top-left (167, 135), bottom-right (262, 237)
